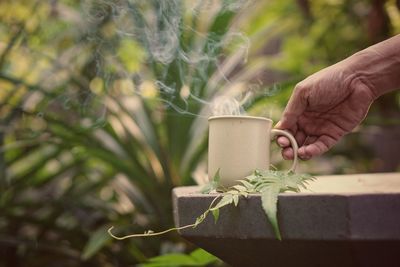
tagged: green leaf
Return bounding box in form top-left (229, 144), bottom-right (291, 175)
top-left (145, 253), bottom-right (197, 266)
top-left (239, 191), bottom-right (249, 198)
top-left (210, 194), bottom-right (233, 211)
top-left (213, 169), bottom-right (221, 184)
top-left (238, 179), bottom-right (254, 190)
top-left (211, 208), bottom-right (219, 224)
top-left (81, 225), bottom-right (112, 260)
top-left (139, 249), bottom-right (218, 267)
top-left (260, 184), bottom-right (282, 240)
top-left (232, 185), bottom-right (246, 192)
top-left (200, 169), bottom-right (220, 194)
top-left (200, 182), bottom-right (214, 194)
top-left (190, 248), bottom-right (218, 265)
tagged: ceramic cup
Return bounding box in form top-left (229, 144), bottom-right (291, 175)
top-left (208, 115), bottom-right (298, 187)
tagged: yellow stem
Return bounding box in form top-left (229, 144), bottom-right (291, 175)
top-left (108, 194), bottom-right (222, 240)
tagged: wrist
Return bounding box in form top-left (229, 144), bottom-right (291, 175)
top-left (343, 52), bottom-right (380, 99)
top-left (344, 35), bottom-right (400, 98)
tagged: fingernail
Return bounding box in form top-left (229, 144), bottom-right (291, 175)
top-left (300, 154), bottom-right (311, 160)
top-left (298, 147), bottom-right (311, 160)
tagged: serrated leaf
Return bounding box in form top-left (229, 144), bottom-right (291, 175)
top-left (210, 195), bottom-right (233, 211)
top-left (81, 225), bottom-right (112, 260)
top-left (232, 185), bottom-right (246, 192)
top-left (233, 194), bottom-right (239, 206)
top-left (211, 208), bottom-right (219, 224)
top-left (245, 175), bottom-right (258, 182)
top-left (239, 191), bottom-right (249, 198)
top-left (282, 177), bottom-right (300, 189)
top-left (260, 184), bottom-right (281, 240)
top-left (238, 179), bottom-right (254, 189)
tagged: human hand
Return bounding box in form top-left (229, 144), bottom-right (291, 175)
top-left (275, 61), bottom-right (376, 160)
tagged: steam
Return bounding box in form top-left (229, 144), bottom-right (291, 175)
top-left (210, 96), bottom-right (244, 116)
top-left (75, 0), bottom-right (278, 121)
top-left (9, 0), bottom-right (276, 132)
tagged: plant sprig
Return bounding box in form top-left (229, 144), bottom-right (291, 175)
top-left (245, 169), bottom-right (316, 239)
top-left (108, 169), bottom-right (315, 240)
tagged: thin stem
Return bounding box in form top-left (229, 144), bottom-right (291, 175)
top-left (108, 194), bottom-right (221, 240)
top-left (107, 224), bottom-right (197, 240)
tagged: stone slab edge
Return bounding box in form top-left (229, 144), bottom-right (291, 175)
top-left (173, 186), bottom-right (400, 240)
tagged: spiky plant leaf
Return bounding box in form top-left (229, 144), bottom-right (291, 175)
top-left (260, 183), bottom-right (282, 240)
top-left (243, 170), bottom-right (315, 239)
top-left (210, 194), bottom-right (233, 211)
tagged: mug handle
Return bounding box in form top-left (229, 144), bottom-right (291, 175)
top-left (270, 129), bottom-right (298, 173)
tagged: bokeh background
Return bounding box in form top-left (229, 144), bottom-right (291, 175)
top-left (1, 0), bottom-right (399, 266)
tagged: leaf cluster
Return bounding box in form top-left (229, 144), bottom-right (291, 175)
top-left (200, 169), bottom-right (316, 239)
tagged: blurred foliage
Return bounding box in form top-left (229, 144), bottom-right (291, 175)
top-left (138, 248), bottom-right (222, 267)
top-left (0, 0), bottom-right (399, 266)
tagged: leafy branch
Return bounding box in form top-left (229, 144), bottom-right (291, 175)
top-left (245, 170), bottom-right (316, 239)
top-left (108, 169), bottom-right (315, 240)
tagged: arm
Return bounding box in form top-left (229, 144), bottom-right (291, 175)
top-left (276, 34), bottom-right (400, 160)
top-left (347, 34), bottom-right (400, 98)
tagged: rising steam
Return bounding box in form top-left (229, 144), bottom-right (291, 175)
top-left (210, 96), bottom-right (244, 116)
top-left (78, 0), bottom-right (262, 119)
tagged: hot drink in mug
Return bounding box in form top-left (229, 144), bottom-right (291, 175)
top-left (208, 116), bottom-right (298, 187)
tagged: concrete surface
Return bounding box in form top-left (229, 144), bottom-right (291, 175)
top-left (173, 173), bottom-right (400, 266)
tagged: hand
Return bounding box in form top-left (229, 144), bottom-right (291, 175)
top-left (275, 61), bottom-right (376, 160)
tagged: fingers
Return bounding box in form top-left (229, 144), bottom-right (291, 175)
top-left (281, 147), bottom-right (294, 160)
top-left (277, 136), bottom-right (290, 147)
top-left (295, 131), bottom-right (307, 146)
top-left (277, 130), bottom-right (306, 149)
top-left (280, 135), bottom-right (337, 160)
top-left (298, 135), bottom-right (337, 159)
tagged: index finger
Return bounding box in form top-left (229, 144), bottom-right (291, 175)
top-left (277, 84), bottom-right (308, 130)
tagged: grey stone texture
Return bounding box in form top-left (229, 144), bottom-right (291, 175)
top-left (173, 173), bottom-right (400, 267)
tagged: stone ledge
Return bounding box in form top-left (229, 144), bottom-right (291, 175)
top-left (173, 173), bottom-right (400, 240)
top-left (172, 173), bottom-right (400, 266)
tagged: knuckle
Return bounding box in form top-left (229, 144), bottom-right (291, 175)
top-left (293, 82), bottom-right (310, 104)
top-left (294, 83), bottom-right (306, 93)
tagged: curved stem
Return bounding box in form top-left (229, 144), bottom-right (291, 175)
top-left (108, 195), bottom-right (222, 240)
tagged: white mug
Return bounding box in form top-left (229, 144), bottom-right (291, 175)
top-left (208, 115), bottom-right (298, 187)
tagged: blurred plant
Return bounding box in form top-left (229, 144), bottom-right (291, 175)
top-left (139, 248), bottom-right (222, 267)
top-left (0, 0), bottom-right (280, 266)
